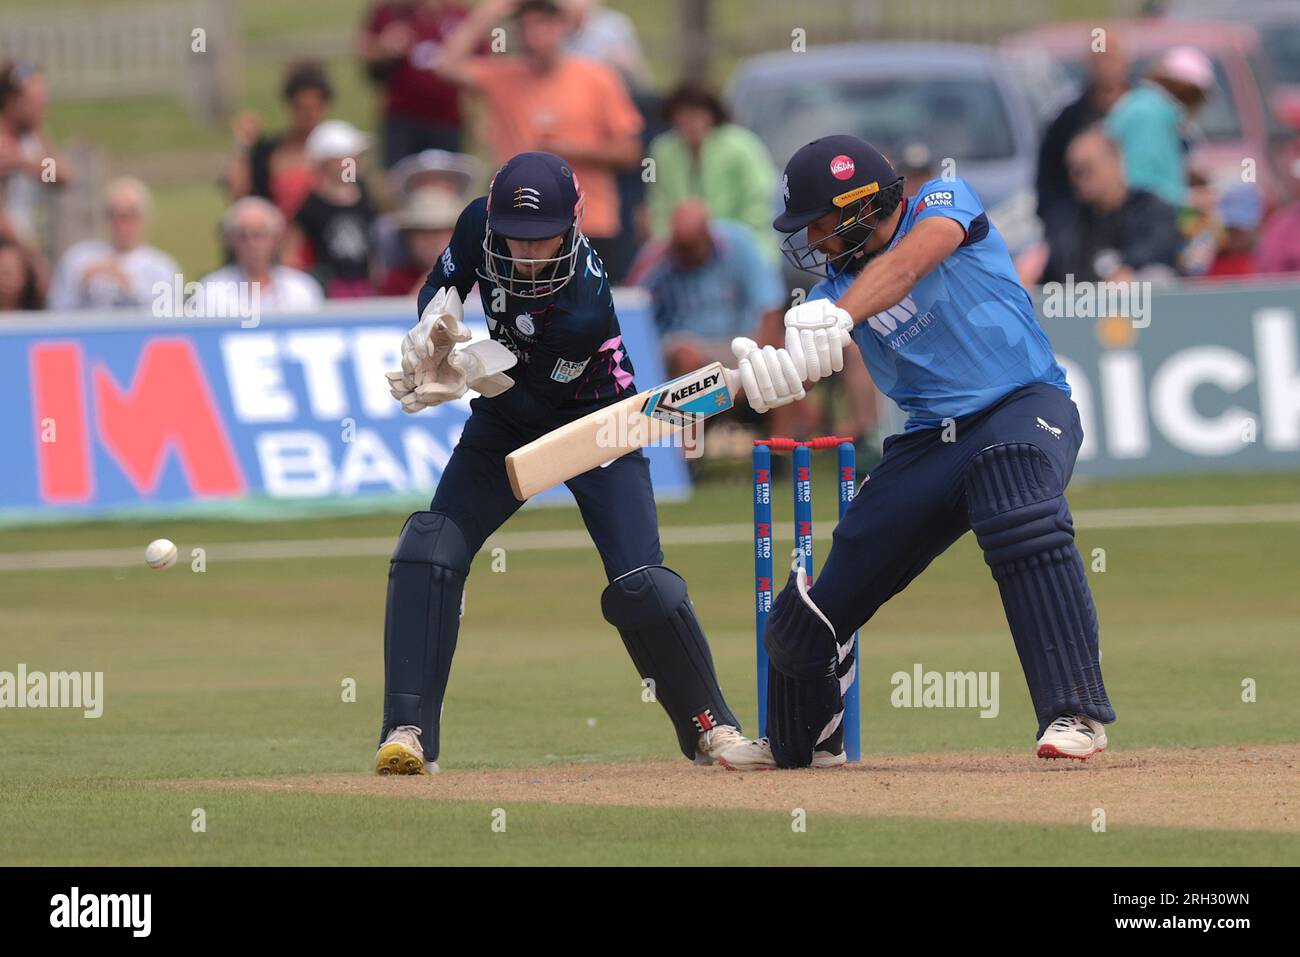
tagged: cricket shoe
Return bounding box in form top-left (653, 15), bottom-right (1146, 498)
top-left (374, 725), bottom-right (439, 776)
top-left (1036, 714), bottom-right (1108, 760)
top-left (717, 737), bottom-right (846, 772)
top-left (694, 725), bottom-right (750, 766)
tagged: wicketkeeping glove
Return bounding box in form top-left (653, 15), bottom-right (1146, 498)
top-left (385, 287), bottom-right (517, 413)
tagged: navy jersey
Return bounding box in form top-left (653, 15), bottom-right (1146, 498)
top-left (418, 197), bottom-right (635, 429)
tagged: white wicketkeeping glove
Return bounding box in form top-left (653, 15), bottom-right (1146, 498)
top-left (385, 287), bottom-right (516, 413)
top-left (731, 337), bottom-right (805, 414)
top-left (449, 339), bottom-right (516, 398)
top-left (783, 299), bottom-right (855, 383)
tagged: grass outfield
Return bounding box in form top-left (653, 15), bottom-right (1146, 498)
top-left (1, 467), bottom-right (1298, 865)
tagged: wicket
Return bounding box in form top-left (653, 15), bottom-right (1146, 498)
top-left (752, 437), bottom-right (862, 762)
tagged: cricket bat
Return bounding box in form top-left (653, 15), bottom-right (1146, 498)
top-left (505, 361), bottom-right (742, 500)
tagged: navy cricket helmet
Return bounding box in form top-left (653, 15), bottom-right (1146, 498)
top-left (774, 134), bottom-right (905, 277)
top-left (480, 151), bottom-right (585, 298)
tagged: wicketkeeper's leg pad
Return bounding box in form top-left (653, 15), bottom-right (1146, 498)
top-left (601, 565), bottom-right (740, 760)
top-left (381, 511), bottom-right (473, 761)
top-left (964, 443), bottom-right (1115, 735)
top-left (764, 569), bottom-right (844, 768)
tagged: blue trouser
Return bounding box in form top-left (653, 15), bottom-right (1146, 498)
top-left (807, 382), bottom-right (1115, 737)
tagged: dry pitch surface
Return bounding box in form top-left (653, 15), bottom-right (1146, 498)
top-left (183, 744), bottom-right (1299, 834)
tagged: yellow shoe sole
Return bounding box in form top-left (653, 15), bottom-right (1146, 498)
top-left (374, 741), bottom-right (426, 776)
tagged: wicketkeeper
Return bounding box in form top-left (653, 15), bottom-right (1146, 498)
top-left (724, 135), bottom-right (1115, 770)
top-left (374, 151), bottom-right (748, 774)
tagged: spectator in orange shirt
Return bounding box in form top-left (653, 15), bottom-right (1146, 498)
top-left (436, 0), bottom-right (643, 281)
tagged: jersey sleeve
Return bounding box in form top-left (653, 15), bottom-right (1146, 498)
top-left (416, 196), bottom-right (485, 316)
top-left (911, 178), bottom-right (990, 246)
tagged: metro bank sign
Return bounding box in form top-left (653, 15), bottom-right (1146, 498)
top-left (0, 294), bottom-right (687, 520)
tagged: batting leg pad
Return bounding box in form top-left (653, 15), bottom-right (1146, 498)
top-left (381, 511), bottom-right (473, 761)
top-left (764, 570), bottom-right (844, 768)
top-left (601, 565), bottom-right (741, 760)
top-left (964, 443), bottom-right (1115, 735)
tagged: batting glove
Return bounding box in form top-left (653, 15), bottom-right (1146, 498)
top-left (731, 337), bottom-right (805, 414)
top-left (783, 299), bottom-right (854, 383)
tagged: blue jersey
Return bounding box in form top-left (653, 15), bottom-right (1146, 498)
top-left (809, 177), bottom-right (1068, 431)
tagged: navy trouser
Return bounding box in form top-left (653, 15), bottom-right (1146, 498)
top-left (430, 400), bottom-right (663, 578)
top-left (807, 381), bottom-right (1113, 735)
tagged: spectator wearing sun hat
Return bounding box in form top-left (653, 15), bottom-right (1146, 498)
top-left (373, 147), bottom-right (480, 279)
top-left (1106, 46), bottom-right (1216, 208)
top-left (378, 187), bottom-right (460, 295)
top-left (288, 119), bottom-right (377, 297)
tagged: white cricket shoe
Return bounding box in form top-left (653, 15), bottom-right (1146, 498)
top-left (717, 737), bottom-right (846, 772)
top-left (1036, 714), bottom-right (1108, 760)
top-left (374, 725), bottom-right (440, 776)
top-left (695, 725), bottom-right (750, 765)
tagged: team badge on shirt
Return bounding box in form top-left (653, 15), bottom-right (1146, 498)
top-left (916, 189), bottom-right (954, 211)
top-left (550, 356), bottom-right (590, 383)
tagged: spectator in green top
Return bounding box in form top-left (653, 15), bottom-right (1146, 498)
top-left (1105, 46), bottom-right (1214, 209)
top-left (647, 83), bottom-right (779, 264)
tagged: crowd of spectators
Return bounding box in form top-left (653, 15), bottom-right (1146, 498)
top-left (1032, 42), bottom-right (1300, 285)
top-left (2, 0), bottom-right (1300, 354)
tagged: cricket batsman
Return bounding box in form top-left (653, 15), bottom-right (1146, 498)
top-left (723, 135), bottom-right (1115, 770)
top-left (374, 151), bottom-right (748, 774)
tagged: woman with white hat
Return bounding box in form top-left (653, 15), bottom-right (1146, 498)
top-left (287, 119), bottom-right (378, 298)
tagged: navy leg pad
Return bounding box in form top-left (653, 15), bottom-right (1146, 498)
top-left (382, 511), bottom-right (473, 760)
top-left (766, 666), bottom-right (842, 768)
top-left (602, 565), bottom-right (740, 759)
top-left (965, 444), bottom-right (1114, 735)
top-left (764, 571), bottom-right (843, 767)
top-left (764, 571), bottom-right (839, 679)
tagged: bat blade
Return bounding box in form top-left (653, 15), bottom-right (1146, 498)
top-left (505, 362), bottom-right (741, 500)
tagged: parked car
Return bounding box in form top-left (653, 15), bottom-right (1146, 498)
top-left (727, 42), bottom-right (1073, 261)
top-left (1003, 19), bottom-right (1300, 207)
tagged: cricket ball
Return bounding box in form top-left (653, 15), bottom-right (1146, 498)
top-left (145, 538), bottom-right (178, 571)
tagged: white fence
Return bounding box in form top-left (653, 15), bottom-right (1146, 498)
top-left (0, 0), bottom-right (238, 121)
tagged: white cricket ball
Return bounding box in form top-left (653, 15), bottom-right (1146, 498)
top-left (144, 538), bottom-right (178, 571)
